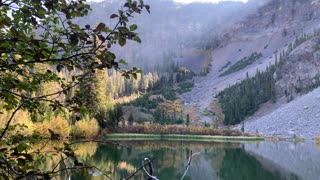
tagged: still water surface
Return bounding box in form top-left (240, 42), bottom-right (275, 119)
top-left (47, 140), bottom-right (320, 180)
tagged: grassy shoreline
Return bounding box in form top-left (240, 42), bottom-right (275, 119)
top-left (106, 133), bottom-right (264, 142)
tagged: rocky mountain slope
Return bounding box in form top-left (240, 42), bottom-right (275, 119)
top-left (180, 0), bottom-right (320, 138)
top-left (275, 37), bottom-right (320, 98)
top-left (242, 86), bottom-right (320, 139)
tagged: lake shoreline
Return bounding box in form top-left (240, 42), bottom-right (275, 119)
top-left (106, 133), bottom-right (264, 142)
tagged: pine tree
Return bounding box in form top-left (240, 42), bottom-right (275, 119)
top-left (128, 113), bottom-right (134, 126)
top-left (186, 114), bottom-right (190, 126)
top-left (77, 54), bottom-right (113, 127)
top-left (31, 64), bottom-right (56, 122)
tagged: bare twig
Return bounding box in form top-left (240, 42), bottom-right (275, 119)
top-left (50, 165), bottom-right (112, 179)
top-left (29, 139), bottom-right (50, 155)
top-left (51, 155), bottom-right (69, 174)
top-left (0, 156), bottom-right (23, 176)
top-left (142, 158), bottom-right (158, 180)
top-left (125, 158), bottom-right (155, 180)
top-left (60, 154), bottom-right (70, 179)
top-left (180, 151), bottom-right (201, 180)
top-left (0, 103), bottom-right (24, 140)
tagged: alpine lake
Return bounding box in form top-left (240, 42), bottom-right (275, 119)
top-left (41, 139), bottom-right (320, 180)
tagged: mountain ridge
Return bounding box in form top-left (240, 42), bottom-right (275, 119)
top-left (179, 0), bottom-right (320, 138)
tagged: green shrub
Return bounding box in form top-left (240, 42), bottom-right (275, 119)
top-left (220, 52), bottom-right (262, 76)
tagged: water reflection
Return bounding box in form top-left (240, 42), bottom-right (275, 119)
top-left (41, 140), bottom-right (320, 180)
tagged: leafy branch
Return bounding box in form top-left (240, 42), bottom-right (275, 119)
top-left (0, 0), bottom-right (151, 179)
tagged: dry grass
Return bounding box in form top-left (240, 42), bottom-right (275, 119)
top-left (114, 124), bottom-right (243, 136)
top-left (314, 136), bottom-right (320, 142)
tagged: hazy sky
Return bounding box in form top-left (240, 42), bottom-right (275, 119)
top-left (173, 0), bottom-right (248, 3)
top-left (89, 0), bottom-right (249, 4)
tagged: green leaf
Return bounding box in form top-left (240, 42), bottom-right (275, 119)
top-left (133, 73), bottom-right (137, 79)
top-left (133, 36), bottom-right (141, 43)
top-left (56, 64), bottom-right (64, 72)
top-left (17, 144), bottom-right (27, 153)
top-left (145, 5), bottom-right (151, 13)
top-left (136, 69), bottom-right (143, 74)
top-left (118, 27), bottom-right (129, 33)
top-left (130, 24), bottom-right (138, 31)
top-left (95, 23), bottom-right (106, 32)
top-left (119, 38), bottom-right (126, 47)
top-left (70, 33), bottom-right (79, 45)
top-left (110, 14), bottom-right (119, 19)
top-left (119, 59), bottom-right (128, 66)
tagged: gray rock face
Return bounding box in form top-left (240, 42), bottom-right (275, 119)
top-left (275, 37), bottom-right (320, 98)
top-left (241, 87), bottom-right (320, 139)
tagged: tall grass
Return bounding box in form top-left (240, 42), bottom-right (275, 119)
top-left (113, 124), bottom-right (244, 136)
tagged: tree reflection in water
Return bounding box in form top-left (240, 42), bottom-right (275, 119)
top-left (41, 141), bottom-right (299, 180)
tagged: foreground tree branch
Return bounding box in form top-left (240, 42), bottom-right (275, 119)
top-left (0, 0), bottom-right (150, 178)
top-left (0, 103), bottom-right (24, 139)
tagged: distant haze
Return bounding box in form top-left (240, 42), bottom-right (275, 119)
top-left (82, 0), bottom-right (265, 72)
top-left (173, 0), bottom-right (248, 4)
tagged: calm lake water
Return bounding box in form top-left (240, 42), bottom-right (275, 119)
top-left (46, 140), bottom-right (320, 180)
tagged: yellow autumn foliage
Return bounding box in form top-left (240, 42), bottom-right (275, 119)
top-left (33, 115), bottom-right (70, 138)
top-left (71, 118), bottom-right (99, 138)
top-left (158, 99), bottom-right (182, 115)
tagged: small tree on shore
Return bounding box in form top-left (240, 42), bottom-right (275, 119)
top-left (186, 114), bottom-right (190, 126)
top-left (128, 113), bottom-right (134, 126)
top-left (241, 122), bottom-right (245, 134)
